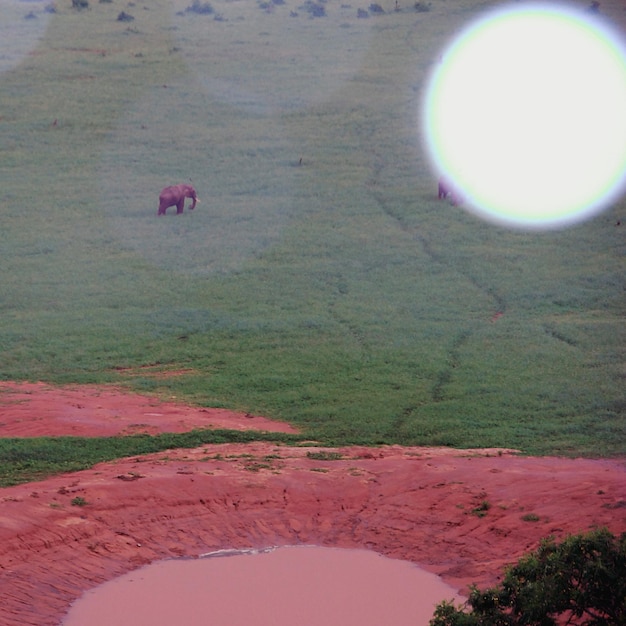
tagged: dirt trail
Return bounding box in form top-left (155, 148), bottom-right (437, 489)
top-left (0, 383), bottom-right (624, 626)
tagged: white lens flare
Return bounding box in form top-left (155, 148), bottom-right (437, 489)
top-left (423, 4), bottom-right (626, 229)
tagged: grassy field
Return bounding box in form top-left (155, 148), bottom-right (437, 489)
top-left (0, 0), bottom-right (624, 460)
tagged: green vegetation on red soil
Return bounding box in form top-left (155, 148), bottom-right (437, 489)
top-left (0, 0), bottom-right (624, 458)
top-left (0, 430), bottom-right (302, 487)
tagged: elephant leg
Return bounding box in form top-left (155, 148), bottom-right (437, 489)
top-left (176, 199), bottom-right (185, 214)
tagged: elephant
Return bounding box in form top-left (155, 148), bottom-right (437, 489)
top-left (158, 184), bottom-right (199, 216)
top-left (437, 178), bottom-right (461, 206)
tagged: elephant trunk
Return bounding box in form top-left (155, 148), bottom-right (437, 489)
top-left (190, 195), bottom-right (199, 210)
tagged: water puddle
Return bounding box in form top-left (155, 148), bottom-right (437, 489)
top-left (62, 546), bottom-right (463, 626)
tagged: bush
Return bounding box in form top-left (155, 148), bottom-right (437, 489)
top-left (430, 528), bottom-right (626, 626)
top-left (302, 0), bottom-right (326, 16)
top-left (72, 0), bottom-right (89, 9)
top-left (185, 0), bottom-right (214, 14)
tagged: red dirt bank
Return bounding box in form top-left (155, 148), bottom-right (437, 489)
top-left (0, 383), bottom-right (625, 626)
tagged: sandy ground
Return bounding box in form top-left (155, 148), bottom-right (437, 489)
top-left (0, 382), bottom-right (625, 626)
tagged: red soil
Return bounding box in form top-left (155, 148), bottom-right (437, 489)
top-left (0, 381), bottom-right (298, 436)
top-left (0, 382), bottom-right (624, 626)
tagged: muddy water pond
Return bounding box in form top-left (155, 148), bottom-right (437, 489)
top-left (62, 546), bottom-right (463, 626)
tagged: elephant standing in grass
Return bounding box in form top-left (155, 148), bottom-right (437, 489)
top-left (158, 184), bottom-right (199, 216)
top-left (437, 178), bottom-right (461, 206)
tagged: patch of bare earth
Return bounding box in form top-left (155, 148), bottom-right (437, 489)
top-left (0, 382), bottom-right (624, 626)
top-left (0, 381), bottom-right (297, 436)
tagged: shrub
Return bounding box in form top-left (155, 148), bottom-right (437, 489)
top-left (302, 0), bottom-right (326, 17)
top-left (430, 529), bottom-right (626, 626)
top-left (72, 0), bottom-right (89, 9)
top-left (186, 0), bottom-right (214, 14)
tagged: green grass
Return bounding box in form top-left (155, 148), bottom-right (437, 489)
top-left (0, 0), bottom-right (624, 481)
top-left (471, 500), bottom-right (491, 518)
top-left (0, 430), bottom-right (302, 487)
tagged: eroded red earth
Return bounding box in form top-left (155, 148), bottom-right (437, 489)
top-left (0, 382), bottom-right (624, 626)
